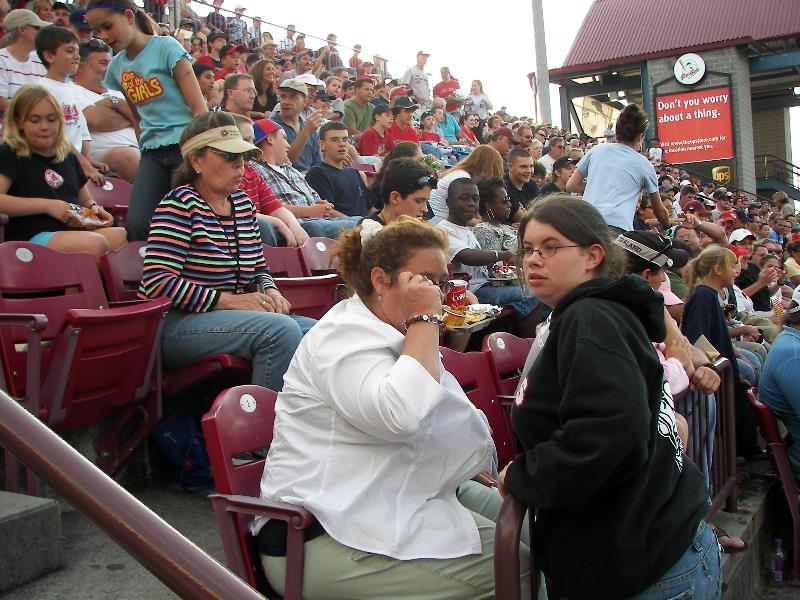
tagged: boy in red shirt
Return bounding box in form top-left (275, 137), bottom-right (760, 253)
top-left (388, 96), bottom-right (420, 144)
top-left (356, 105), bottom-right (395, 157)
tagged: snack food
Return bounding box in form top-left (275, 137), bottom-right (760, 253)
top-left (444, 305), bottom-right (467, 327)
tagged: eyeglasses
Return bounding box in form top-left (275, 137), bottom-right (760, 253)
top-left (521, 244), bottom-right (582, 259)
top-left (553, 144), bottom-right (565, 149)
top-left (235, 87), bottom-right (257, 95)
top-left (208, 148), bottom-right (255, 162)
top-left (498, 195), bottom-right (511, 203)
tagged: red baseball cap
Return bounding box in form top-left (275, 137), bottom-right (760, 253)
top-left (719, 210), bottom-right (736, 222)
top-left (252, 119), bottom-right (281, 145)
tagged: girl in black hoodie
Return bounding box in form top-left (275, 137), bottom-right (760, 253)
top-left (498, 195), bottom-right (719, 599)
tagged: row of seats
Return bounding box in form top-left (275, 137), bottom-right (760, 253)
top-left (0, 235), bottom-right (345, 490)
top-left (200, 333), bottom-right (539, 599)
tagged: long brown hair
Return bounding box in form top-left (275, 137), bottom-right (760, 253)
top-left (442, 145), bottom-right (503, 180)
top-left (86, 0), bottom-right (157, 35)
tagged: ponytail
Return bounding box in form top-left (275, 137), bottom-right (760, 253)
top-left (683, 245), bottom-right (735, 296)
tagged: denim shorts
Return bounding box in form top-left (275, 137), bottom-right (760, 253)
top-left (28, 231), bottom-right (58, 245)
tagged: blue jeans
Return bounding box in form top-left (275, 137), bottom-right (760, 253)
top-left (736, 348), bottom-right (761, 386)
top-left (161, 308), bottom-right (315, 391)
top-left (628, 521), bottom-right (721, 600)
top-left (475, 283), bottom-right (540, 318)
top-left (127, 145), bottom-right (183, 241)
top-left (299, 216), bottom-right (362, 239)
top-left (256, 214), bottom-right (281, 247)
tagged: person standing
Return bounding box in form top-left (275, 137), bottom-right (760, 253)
top-left (400, 50), bottom-right (431, 110)
top-left (566, 104), bottom-right (670, 233)
top-left (463, 79), bottom-right (492, 120)
top-left (432, 66), bottom-right (460, 113)
top-left (86, 0), bottom-right (206, 241)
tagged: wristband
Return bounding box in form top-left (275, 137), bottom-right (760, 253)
top-left (403, 313), bottom-right (445, 332)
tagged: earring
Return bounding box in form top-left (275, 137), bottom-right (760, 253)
top-left (488, 208), bottom-right (495, 220)
top-left (378, 295), bottom-right (383, 302)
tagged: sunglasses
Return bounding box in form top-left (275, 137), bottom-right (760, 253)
top-left (208, 148), bottom-right (255, 162)
top-left (81, 38), bottom-right (110, 52)
top-left (417, 175), bottom-right (438, 189)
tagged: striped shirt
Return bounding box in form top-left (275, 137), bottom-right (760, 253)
top-left (241, 161), bottom-right (283, 215)
top-left (0, 48), bottom-right (45, 101)
top-left (139, 185), bottom-right (269, 313)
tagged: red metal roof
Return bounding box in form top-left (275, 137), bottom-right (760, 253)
top-left (551, 0), bottom-right (800, 78)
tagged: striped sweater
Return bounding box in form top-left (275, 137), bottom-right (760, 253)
top-left (139, 185), bottom-right (269, 313)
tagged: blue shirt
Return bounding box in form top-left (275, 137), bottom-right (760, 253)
top-left (105, 35), bottom-right (192, 150)
top-left (271, 113), bottom-right (322, 173)
top-left (438, 112), bottom-right (461, 143)
top-left (576, 143), bottom-right (659, 230)
top-left (759, 327), bottom-right (800, 475)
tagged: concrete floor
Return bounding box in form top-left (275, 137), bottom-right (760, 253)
top-left (0, 482), bottom-right (225, 600)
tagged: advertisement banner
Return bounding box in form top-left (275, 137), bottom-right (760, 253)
top-left (655, 86), bottom-right (733, 164)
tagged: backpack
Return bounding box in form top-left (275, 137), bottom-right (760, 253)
top-left (151, 412), bottom-right (214, 492)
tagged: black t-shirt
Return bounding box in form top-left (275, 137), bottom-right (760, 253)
top-left (504, 174), bottom-right (539, 223)
top-left (305, 162), bottom-right (371, 216)
top-left (735, 262), bottom-right (772, 312)
top-left (539, 181), bottom-right (564, 196)
top-left (0, 144), bottom-right (87, 242)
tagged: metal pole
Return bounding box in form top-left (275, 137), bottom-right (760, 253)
top-left (0, 391), bottom-right (267, 600)
top-left (531, 0), bottom-right (552, 123)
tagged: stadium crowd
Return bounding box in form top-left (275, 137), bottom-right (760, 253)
top-left (1, 0), bottom-right (800, 598)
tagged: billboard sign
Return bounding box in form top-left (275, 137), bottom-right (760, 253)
top-left (655, 86), bottom-right (733, 164)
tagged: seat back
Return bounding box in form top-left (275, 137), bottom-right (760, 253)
top-left (263, 245), bottom-right (306, 278)
top-left (299, 237), bottom-right (338, 275)
top-left (0, 213), bottom-right (7, 243)
top-left (0, 243), bottom-right (168, 430)
top-left (439, 347), bottom-right (518, 468)
top-left (99, 241), bottom-right (147, 302)
top-left (202, 385), bottom-right (278, 497)
top-left (275, 275), bottom-right (339, 319)
top-left (0, 243), bottom-right (108, 398)
top-left (482, 332), bottom-right (533, 396)
top-left (87, 177), bottom-right (133, 226)
top-left (747, 390), bottom-right (799, 498)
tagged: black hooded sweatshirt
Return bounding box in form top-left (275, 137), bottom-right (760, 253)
top-left (505, 275), bottom-right (708, 599)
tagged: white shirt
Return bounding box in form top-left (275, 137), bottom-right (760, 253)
top-left (0, 48), bottom-right (45, 101)
top-left (427, 169), bottom-right (468, 223)
top-left (437, 219), bottom-right (490, 291)
top-left (37, 77), bottom-right (91, 151)
top-left (256, 295), bottom-right (494, 560)
top-left (73, 85), bottom-right (138, 155)
top-left (538, 152), bottom-right (556, 173)
top-left (400, 65), bottom-right (430, 107)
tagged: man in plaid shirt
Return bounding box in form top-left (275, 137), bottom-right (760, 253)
top-left (251, 118), bottom-right (362, 238)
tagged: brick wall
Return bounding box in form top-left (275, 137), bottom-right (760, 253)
top-left (646, 47), bottom-right (757, 192)
top-left (752, 108), bottom-right (791, 163)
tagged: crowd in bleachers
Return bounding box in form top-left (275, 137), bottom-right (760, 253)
top-left (2, 0), bottom-right (800, 598)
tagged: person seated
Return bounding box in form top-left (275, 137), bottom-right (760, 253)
top-left (71, 37), bottom-right (140, 184)
top-left (418, 110), bottom-right (444, 145)
top-left (432, 103), bottom-right (467, 145)
top-left (473, 175), bottom-right (518, 255)
top-left (249, 117), bottom-right (361, 239)
top-left (760, 293), bottom-right (800, 480)
top-left (0, 84), bottom-right (126, 258)
top-left (305, 121), bottom-right (372, 218)
top-left (231, 114), bottom-right (308, 247)
top-left (682, 245), bottom-right (759, 459)
top-left (254, 216), bottom-right (533, 600)
top-left (356, 104), bottom-right (395, 158)
top-left (138, 111), bottom-right (314, 391)
top-left (437, 178), bottom-right (543, 336)
top-left (365, 158), bottom-right (435, 225)
top-left (539, 155), bottom-right (575, 196)
top-left (459, 113), bottom-right (480, 147)
top-left (427, 145), bottom-right (504, 223)
top-left (504, 148), bottom-right (538, 224)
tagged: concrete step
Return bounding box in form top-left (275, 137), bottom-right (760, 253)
top-left (0, 491), bottom-right (63, 593)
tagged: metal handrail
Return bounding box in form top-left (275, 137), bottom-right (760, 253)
top-left (754, 154), bottom-right (800, 191)
top-left (674, 357), bottom-right (738, 517)
top-left (0, 390), bottom-right (267, 600)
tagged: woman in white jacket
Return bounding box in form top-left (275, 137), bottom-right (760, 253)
top-left (255, 216), bottom-right (531, 599)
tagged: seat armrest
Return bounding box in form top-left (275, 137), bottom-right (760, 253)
top-left (209, 493), bottom-right (315, 529)
top-left (494, 495), bottom-right (534, 600)
top-left (0, 313), bottom-right (48, 414)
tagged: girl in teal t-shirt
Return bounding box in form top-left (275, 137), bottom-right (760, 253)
top-left (86, 0), bottom-right (207, 241)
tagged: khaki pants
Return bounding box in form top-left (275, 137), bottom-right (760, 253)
top-left (261, 480), bottom-right (536, 600)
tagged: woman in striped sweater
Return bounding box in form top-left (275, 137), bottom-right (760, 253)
top-left (139, 111), bottom-right (315, 391)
